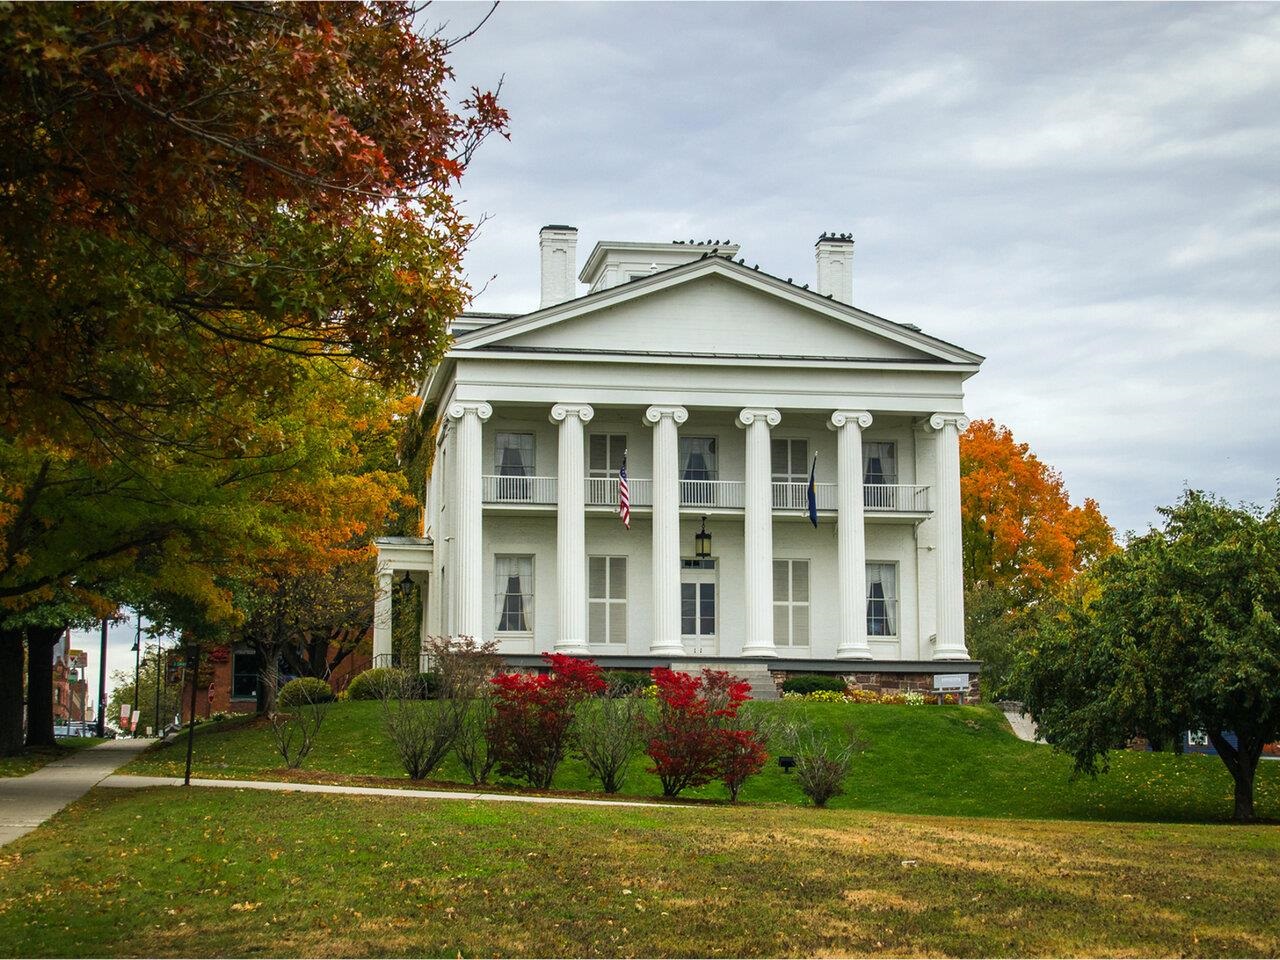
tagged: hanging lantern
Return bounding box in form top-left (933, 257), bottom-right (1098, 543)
top-left (694, 516), bottom-right (712, 559)
top-left (399, 571), bottom-right (415, 597)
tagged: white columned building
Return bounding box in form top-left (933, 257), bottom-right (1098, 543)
top-left (737, 407), bottom-right (781, 658)
top-left (645, 404), bottom-right (688, 657)
top-left (550, 403), bottom-right (594, 654)
top-left (829, 409), bottom-right (873, 659)
top-left (374, 227), bottom-right (985, 699)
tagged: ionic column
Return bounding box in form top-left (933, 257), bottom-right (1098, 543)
top-left (829, 410), bottom-right (874, 659)
top-left (929, 413), bottom-right (970, 659)
top-left (736, 408), bottom-right (781, 658)
top-left (644, 404), bottom-right (688, 657)
top-left (447, 400), bottom-right (492, 639)
top-left (551, 403), bottom-right (594, 653)
top-left (373, 567), bottom-right (393, 665)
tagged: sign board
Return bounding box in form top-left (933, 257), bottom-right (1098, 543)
top-left (70, 650), bottom-right (88, 670)
top-left (932, 673), bottom-right (969, 692)
top-left (120, 704), bottom-right (131, 724)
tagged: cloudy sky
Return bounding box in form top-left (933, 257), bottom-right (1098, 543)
top-left (440, 0), bottom-right (1279, 537)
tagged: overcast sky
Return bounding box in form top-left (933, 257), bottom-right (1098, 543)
top-left (440, 0), bottom-right (1280, 538)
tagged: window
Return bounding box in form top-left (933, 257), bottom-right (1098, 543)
top-left (495, 555), bottom-right (534, 632)
top-left (232, 650), bottom-right (261, 700)
top-left (588, 556), bottom-right (627, 645)
top-left (771, 438), bottom-right (809, 508)
top-left (773, 559), bottom-right (810, 646)
top-left (494, 432), bottom-right (535, 501)
top-left (866, 563), bottom-right (898, 637)
top-left (679, 436), bottom-right (718, 505)
top-left (863, 441), bottom-right (898, 485)
top-left (681, 582), bottom-right (716, 636)
top-left (589, 434), bottom-right (628, 478)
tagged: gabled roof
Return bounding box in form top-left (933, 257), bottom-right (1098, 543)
top-left (453, 253), bottom-right (983, 366)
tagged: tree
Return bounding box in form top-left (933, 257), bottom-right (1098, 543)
top-left (960, 419), bottom-right (1115, 696)
top-left (1016, 490), bottom-right (1280, 822)
top-left (107, 643), bottom-right (184, 737)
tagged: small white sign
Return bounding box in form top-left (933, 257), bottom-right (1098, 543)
top-left (933, 673), bottom-right (969, 691)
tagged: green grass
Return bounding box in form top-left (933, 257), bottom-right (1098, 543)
top-left (121, 701), bottom-right (1280, 823)
top-left (0, 738), bottom-right (107, 778)
top-left (1, 785), bottom-right (1277, 957)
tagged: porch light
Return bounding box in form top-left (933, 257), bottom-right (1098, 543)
top-left (398, 571), bottom-right (415, 598)
top-left (694, 516), bottom-right (712, 559)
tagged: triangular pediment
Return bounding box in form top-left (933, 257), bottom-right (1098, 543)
top-left (455, 257), bottom-right (979, 365)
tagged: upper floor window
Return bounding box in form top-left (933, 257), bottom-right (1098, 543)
top-left (866, 562), bottom-right (898, 637)
top-left (495, 432), bottom-right (535, 477)
top-left (588, 556), bottom-right (627, 645)
top-left (773, 559), bottom-right (810, 646)
top-left (863, 441), bottom-right (898, 485)
top-left (589, 434), bottom-right (627, 478)
top-left (232, 650), bottom-right (261, 700)
top-left (771, 438), bottom-right (809, 509)
top-left (679, 437), bottom-right (718, 480)
top-left (495, 555), bottom-right (534, 633)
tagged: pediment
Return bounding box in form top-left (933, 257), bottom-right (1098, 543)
top-left (456, 258), bottom-right (978, 365)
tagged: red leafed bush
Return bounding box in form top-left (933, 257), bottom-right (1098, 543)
top-left (645, 667), bottom-right (767, 799)
top-left (486, 653), bottom-right (605, 788)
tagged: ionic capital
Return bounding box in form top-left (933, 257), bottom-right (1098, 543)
top-left (446, 400), bottom-right (493, 422)
top-left (644, 404), bottom-right (689, 426)
top-left (549, 403), bottom-right (595, 425)
top-left (828, 409), bottom-right (873, 432)
top-left (926, 412), bottom-right (970, 433)
top-left (735, 407), bottom-right (781, 429)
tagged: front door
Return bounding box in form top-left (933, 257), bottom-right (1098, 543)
top-left (681, 558), bottom-right (718, 655)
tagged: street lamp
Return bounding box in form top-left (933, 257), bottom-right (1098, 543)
top-left (131, 616), bottom-right (141, 737)
top-left (399, 571), bottom-right (415, 597)
top-left (694, 516), bottom-right (712, 559)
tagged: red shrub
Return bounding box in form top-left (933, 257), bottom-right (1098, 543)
top-left (487, 653), bottom-right (605, 788)
top-left (645, 667), bottom-right (765, 799)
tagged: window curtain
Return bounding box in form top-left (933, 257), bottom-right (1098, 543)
top-left (495, 556), bottom-right (533, 632)
top-left (496, 433), bottom-right (534, 476)
top-left (866, 563), bottom-right (897, 636)
top-left (679, 437), bottom-right (717, 480)
top-left (863, 441), bottom-right (897, 485)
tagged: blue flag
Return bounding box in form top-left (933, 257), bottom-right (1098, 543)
top-left (807, 454), bottom-right (819, 528)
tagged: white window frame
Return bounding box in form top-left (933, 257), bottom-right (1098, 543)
top-left (588, 433), bottom-right (628, 479)
top-left (772, 558), bottom-right (811, 647)
top-left (588, 555), bottom-right (627, 645)
top-left (866, 561), bottom-right (898, 638)
top-left (494, 432), bottom-right (536, 477)
top-left (494, 554), bottom-right (534, 634)
top-left (678, 435), bottom-right (719, 481)
top-left (863, 441), bottom-right (899, 485)
top-left (771, 437), bottom-right (809, 483)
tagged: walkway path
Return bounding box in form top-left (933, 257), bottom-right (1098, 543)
top-left (101, 774), bottom-right (687, 810)
top-left (0, 739), bottom-right (154, 846)
top-left (1002, 708), bottom-right (1044, 744)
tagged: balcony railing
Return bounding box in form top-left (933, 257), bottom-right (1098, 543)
top-left (482, 474), bottom-right (557, 505)
top-left (679, 479), bottom-right (745, 509)
top-left (772, 481), bottom-right (837, 511)
top-left (864, 483), bottom-right (930, 512)
top-left (586, 475), bottom-right (653, 507)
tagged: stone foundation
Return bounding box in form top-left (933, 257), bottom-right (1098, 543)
top-left (769, 669), bottom-right (981, 703)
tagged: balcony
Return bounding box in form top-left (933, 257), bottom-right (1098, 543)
top-left (481, 475), bottom-right (930, 515)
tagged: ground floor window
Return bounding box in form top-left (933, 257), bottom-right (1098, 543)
top-left (866, 562), bottom-right (898, 637)
top-left (588, 555), bottom-right (627, 645)
top-left (231, 650), bottom-right (261, 700)
top-left (681, 558), bottom-right (717, 637)
top-left (773, 559), bottom-right (810, 646)
top-left (495, 555), bottom-right (534, 633)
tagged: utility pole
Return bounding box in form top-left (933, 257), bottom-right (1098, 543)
top-left (96, 619), bottom-right (108, 738)
top-left (183, 642), bottom-right (200, 786)
top-left (131, 616), bottom-right (141, 737)
top-left (154, 635), bottom-right (164, 738)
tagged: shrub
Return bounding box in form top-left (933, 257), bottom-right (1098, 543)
top-left (783, 722), bottom-right (861, 808)
top-left (781, 674), bottom-right (847, 695)
top-left (847, 688), bottom-right (881, 704)
top-left (903, 691), bottom-right (927, 706)
top-left (348, 667), bottom-right (409, 701)
top-left (413, 671), bottom-right (442, 700)
top-left (602, 670), bottom-right (650, 696)
top-left (718, 708), bottom-right (770, 802)
top-left (455, 691), bottom-right (497, 785)
top-left (783, 689), bottom-right (849, 703)
top-left (487, 653), bottom-right (606, 788)
top-left (943, 693), bottom-right (958, 705)
top-left (277, 677), bottom-right (333, 708)
top-left (880, 691), bottom-right (908, 705)
top-left (576, 685), bottom-right (646, 793)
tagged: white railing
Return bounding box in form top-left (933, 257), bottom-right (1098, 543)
top-left (772, 481), bottom-right (837, 511)
top-left (585, 476), bottom-right (654, 507)
top-left (679, 479), bottom-right (745, 509)
top-left (481, 474), bottom-right (557, 505)
top-left (864, 484), bottom-right (930, 512)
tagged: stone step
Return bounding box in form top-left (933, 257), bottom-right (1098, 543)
top-left (667, 661), bottom-right (780, 701)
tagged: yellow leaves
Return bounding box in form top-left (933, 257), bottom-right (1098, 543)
top-left (230, 901), bottom-right (261, 912)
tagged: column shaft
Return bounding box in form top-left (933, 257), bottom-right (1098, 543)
top-left (646, 405), bottom-right (688, 656)
top-left (552, 404), bottom-right (593, 653)
top-left (830, 410), bottom-right (873, 659)
top-left (448, 401), bottom-right (492, 640)
top-left (373, 569), bottom-right (393, 665)
top-left (931, 414), bottom-right (970, 659)
top-left (737, 408), bottom-right (781, 658)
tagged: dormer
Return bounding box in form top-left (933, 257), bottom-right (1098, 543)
top-left (578, 239), bottom-right (741, 294)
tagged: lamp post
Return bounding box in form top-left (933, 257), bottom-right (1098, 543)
top-left (131, 616), bottom-right (141, 737)
top-left (95, 619), bottom-right (108, 738)
top-left (153, 635), bottom-right (163, 738)
top-left (183, 642), bottom-right (200, 787)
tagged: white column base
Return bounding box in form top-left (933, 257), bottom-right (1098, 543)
top-left (835, 646), bottom-right (874, 660)
top-left (649, 641), bottom-right (687, 658)
top-left (741, 645), bottom-right (780, 659)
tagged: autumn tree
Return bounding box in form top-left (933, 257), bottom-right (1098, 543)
top-left (959, 419), bottom-right (1114, 696)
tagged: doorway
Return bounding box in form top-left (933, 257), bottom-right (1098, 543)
top-left (680, 558), bottom-right (718, 656)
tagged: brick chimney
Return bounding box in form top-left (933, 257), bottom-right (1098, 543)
top-left (815, 232), bottom-right (854, 304)
top-left (539, 225), bottom-right (579, 308)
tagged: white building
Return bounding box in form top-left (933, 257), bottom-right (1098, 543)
top-left (376, 227), bottom-right (983, 695)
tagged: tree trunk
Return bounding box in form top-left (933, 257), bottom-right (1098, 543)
top-left (25, 626), bottom-right (62, 748)
top-left (256, 640), bottom-right (281, 715)
top-left (1207, 729), bottom-right (1260, 823)
top-left (0, 630), bottom-right (25, 757)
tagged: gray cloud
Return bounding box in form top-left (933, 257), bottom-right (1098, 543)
top-left (440, 1), bottom-right (1280, 535)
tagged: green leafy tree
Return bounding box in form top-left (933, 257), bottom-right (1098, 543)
top-left (1016, 490), bottom-right (1280, 822)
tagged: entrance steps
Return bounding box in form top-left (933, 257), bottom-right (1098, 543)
top-left (668, 661), bottom-right (780, 701)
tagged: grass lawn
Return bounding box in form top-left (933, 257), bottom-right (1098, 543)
top-left (0, 738), bottom-right (107, 778)
top-left (122, 701), bottom-right (1280, 823)
top-left (0, 785), bottom-right (1277, 958)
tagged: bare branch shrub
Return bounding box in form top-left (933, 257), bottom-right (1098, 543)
top-left (783, 721), bottom-right (862, 808)
top-left (268, 676), bottom-right (329, 769)
top-left (575, 683), bottom-right (647, 793)
top-left (454, 688), bottom-right (497, 785)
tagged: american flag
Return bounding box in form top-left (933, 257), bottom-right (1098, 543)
top-left (618, 450), bottom-right (631, 529)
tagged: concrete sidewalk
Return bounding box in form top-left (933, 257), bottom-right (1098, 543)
top-left (0, 738), bottom-right (154, 846)
top-left (101, 773), bottom-right (686, 810)
top-left (1002, 709), bottom-right (1045, 744)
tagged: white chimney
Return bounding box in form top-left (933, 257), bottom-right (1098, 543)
top-left (539, 224), bottom-right (579, 308)
top-left (815, 233), bottom-right (854, 304)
